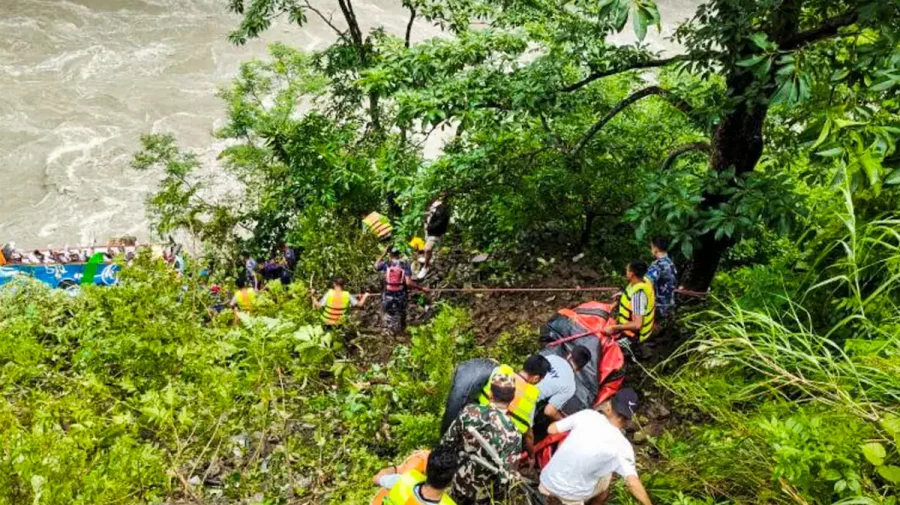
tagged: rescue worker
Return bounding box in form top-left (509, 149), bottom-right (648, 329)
top-left (243, 253), bottom-right (259, 290)
top-left (312, 277), bottom-right (369, 329)
top-left (376, 245), bottom-right (426, 335)
top-left (230, 276), bottom-right (257, 312)
top-left (539, 389), bottom-right (652, 505)
top-left (372, 444), bottom-right (460, 505)
top-left (537, 346), bottom-right (592, 421)
top-left (418, 191), bottom-right (451, 280)
top-left (647, 237), bottom-right (678, 319)
top-left (479, 355), bottom-right (549, 457)
top-left (229, 276), bottom-right (258, 324)
top-left (440, 373), bottom-right (522, 505)
top-left (603, 260), bottom-right (655, 347)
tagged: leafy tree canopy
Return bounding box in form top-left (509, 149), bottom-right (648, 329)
top-left (136, 0), bottom-right (900, 289)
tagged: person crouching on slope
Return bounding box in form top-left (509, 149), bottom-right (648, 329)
top-left (603, 260), bottom-right (655, 357)
top-left (372, 444), bottom-right (460, 505)
top-left (537, 345), bottom-right (592, 422)
top-left (540, 388), bottom-right (652, 505)
top-left (440, 373), bottom-right (522, 505)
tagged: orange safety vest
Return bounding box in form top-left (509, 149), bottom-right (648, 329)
top-left (364, 212), bottom-right (393, 240)
top-left (385, 470), bottom-right (456, 505)
top-left (322, 288), bottom-right (352, 325)
top-left (235, 288), bottom-right (257, 310)
top-left (369, 450), bottom-right (430, 505)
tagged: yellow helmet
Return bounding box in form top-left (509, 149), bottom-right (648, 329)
top-left (409, 237), bottom-right (426, 251)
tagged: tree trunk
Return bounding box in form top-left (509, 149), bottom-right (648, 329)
top-left (682, 0), bottom-right (802, 292)
top-left (682, 81), bottom-right (767, 292)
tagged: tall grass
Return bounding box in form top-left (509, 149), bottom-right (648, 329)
top-left (651, 186), bottom-right (900, 503)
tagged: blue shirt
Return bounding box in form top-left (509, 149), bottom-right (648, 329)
top-left (647, 254), bottom-right (678, 317)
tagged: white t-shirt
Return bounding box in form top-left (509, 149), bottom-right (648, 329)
top-left (540, 410), bottom-right (637, 501)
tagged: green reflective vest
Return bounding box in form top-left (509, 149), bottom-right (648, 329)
top-left (385, 470), bottom-right (456, 505)
top-left (479, 364), bottom-right (538, 434)
top-left (616, 280), bottom-right (655, 341)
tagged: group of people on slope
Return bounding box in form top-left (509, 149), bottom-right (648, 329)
top-left (213, 246), bottom-right (300, 314)
top-left (372, 354), bottom-right (651, 505)
top-left (370, 237), bottom-right (681, 505)
top-left (310, 244), bottom-right (429, 335)
top-left (604, 237), bottom-right (679, 358)
top-left (312, 194), bottom-right (452, 335)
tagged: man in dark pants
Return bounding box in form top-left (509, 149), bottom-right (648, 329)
top-left (418, 192), bottom-right (451, 280)
top-left (376, 246), bottom-right (426, 335)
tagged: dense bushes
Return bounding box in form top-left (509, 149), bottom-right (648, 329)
top-left (0, 252), bottom-right (494, 504)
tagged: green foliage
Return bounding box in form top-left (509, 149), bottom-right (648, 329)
top-left (0, 258), bottom-right (492, 504)
top-left (123, 3), bottom-right (900, 501)
top-left (652, 185), bottom-right (900, 503)
top-left (136, 1), bottom-right (900, 287)
top-left (287, 206), bottom-right (381, 287)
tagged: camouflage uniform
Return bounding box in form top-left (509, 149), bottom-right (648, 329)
top-left (647, 254), bottom-right (678, 318)
top-left (439, 391), bottom-right (522, 503)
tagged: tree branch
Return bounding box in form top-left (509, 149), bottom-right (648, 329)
top-left (302, 0), bottom-right (347, 41)
top-left (562, 55), bottom-right (686, 93)
top-left (781, 10), bottom-right (859, 50)
top-left (405, 6), bottom-right (416, 48)
top-left (660, 142), bottom-right (711, 170)
top-left (337, 0), bottom-right (364, 49)
top-left (571, 86), bottom-right (694, 157)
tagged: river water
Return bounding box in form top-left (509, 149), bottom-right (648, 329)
top-left (0, 0), bottom-right (698, 249)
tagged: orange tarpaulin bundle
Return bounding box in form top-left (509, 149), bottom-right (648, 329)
top-left (370, 450), bottom-right (430, 505)
top-left (364, 212), bottom-right (393, 240)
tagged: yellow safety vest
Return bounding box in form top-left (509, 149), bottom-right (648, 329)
top-left (616, 280), bottom-right (655, 341)
top-left (479, 364), bottom-right (539, 434)
top-left (322, 288), bottom-right (351, 325)
top-left (385, 470), bottom-right (456, 505)
top-left (364, 212), bottom-right (393, 239)
top-left (235, 288), bottom-right (257, 311)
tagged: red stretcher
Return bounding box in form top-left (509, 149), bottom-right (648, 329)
top-left (532, 301), bottom-right (625, 469)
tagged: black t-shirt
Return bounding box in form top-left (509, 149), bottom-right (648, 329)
top-left (426, 200), bottom-right (450, 236)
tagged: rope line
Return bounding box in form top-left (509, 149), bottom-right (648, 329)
top-left (364, 286), bottom-right (708, 297)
